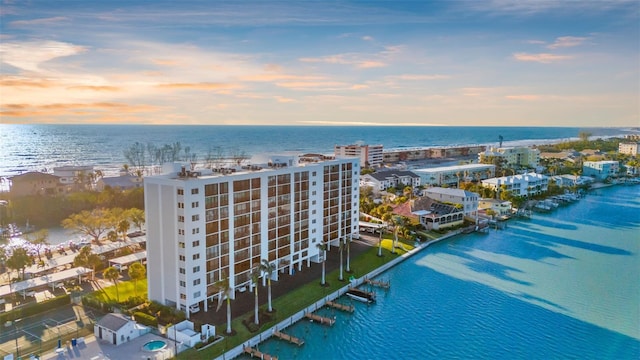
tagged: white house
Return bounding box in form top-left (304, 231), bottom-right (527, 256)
top-left (94, 313), bottom-right (148, 346)
top-left (167, 320), bottom-right (213, 348)
top-left (360, 170), bottom-right (421, 193)
top-left (481, 173), bottom-right (549, 197)
top-left (582, 161), bottom-right (620, 180)
top-left (423, 187), bottom-right (479, 217)
top-left (411, 197), bottom-right (465, 230)
top-left (478, 199), bottom-right (512, 216)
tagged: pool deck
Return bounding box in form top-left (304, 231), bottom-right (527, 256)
top-left (40, 332), bottom-right (178, 360)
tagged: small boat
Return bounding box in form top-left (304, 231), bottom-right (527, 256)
top-left (346, 288), bottom-right (375, 303)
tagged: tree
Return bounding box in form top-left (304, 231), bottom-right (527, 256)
top-left (316, 242), bottom-right (327, 286)
top-left (117, 219), bottom-right (130, 241)
top-left (107, 230), bottom-right (118, 242)
top-left (6, 247), bottom-right (31, 280)
top-left (214, 274), bottom-right (233, 334)
top-left (250, 266), bottom-right (261, 325)
top-left (578, 131), bottom-right (592, 142)
top-left (62, 208), bottom-right (114, 243)
top-left (128, 262), bottom-right (146, 298)
top-left (128, 208), bottom-right (145, 231)
top-left (260, 259), bottom-right (275, 312)
top-left (103, 266), bottom-right (120, 302)
top-left (26, 229), bottom-right (49, 261)
top-left (73, 246), bottom-right (102, 279)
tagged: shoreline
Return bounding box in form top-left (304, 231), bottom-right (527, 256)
top-left (215, 229), bottom-right (463, 360)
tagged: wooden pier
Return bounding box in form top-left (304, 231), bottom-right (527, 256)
top-left (365, 278), bottom-right (390, 289)
top-left (273, 330), bottom-right (305, 346)
top-left (326, 300), bottom-right (355, 313)
top-left (244, 346), bottom-right (278, 360)
top-left (305, 312), bottom-right (335, 326)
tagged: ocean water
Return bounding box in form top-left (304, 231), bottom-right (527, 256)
top-left (241, 185), bottom-right (640, 359)
top-left (0, 124), bottom-right (633, 178)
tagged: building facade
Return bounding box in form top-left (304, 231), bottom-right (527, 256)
top-left (360, 170), bottom-right (421, 193)
top-left (618, 142), bottom-right (640, 156)
top-left (481, 173), bottom-right (549, 197)
top-left (144, 156), bottom-right (359, 317)
top-left (582, 161), bottom-right (620, 180)
top-left (423, 187), bottom-right (479, 217)
top-left (382, 145), bottom-right (485, 163)
top-left (9, 172), bottom-right (62, 197)
top-left (413, 163), bottom-right (495, 187)
top-left (334, 143), bottom-right (383, 168)
top-left (478, 147), bottom-right (540, 168)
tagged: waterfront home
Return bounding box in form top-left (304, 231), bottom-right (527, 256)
top-left (551, 175), bottom-right (593, 188)
top-left (481, 173), bottom-right (549, 197)
top-left (411, 196), bottom-right (465, 230)
top-left (360, 170), bottom-right (421, 193)
top-left (53, 165), bottom-right (95, 192)
top-left (423, 187), bottom-right (479, 217)
top-left (413, 163), bottom-right (495, 187)
top-left (95, 313), bottom-right (149, 346)
top-left (9, 172), bottom-right (62, 197)
top-left (582, 161), bottom-right (620, 180)
top-left (478, 198), bottom-right (512, 216)
top-left (96, 174), bottom-right (143, 191)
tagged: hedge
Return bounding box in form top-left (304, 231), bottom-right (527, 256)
top-left (0, 294), bottom-right (70, 324)
top-left (133, 311), bottom-right (158, 327)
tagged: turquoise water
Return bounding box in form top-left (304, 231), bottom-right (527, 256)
top-left (142, 340), bottom-right (167, 351)
top-left (244, 185), bottom-right (640, 359)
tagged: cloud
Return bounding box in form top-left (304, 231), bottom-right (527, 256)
top-left (0, 76), bottom-right (55, 88)
top-left (513, 52), bottom-right (572, 63)
top-left (1, 102), bottom-right (159, 118)
top-left (299, 54), bottom-right (387, 68)
top-left (154, 82), bottom-right (241, 91)
top-left (389, 74), bottom-right (450, 81)
top-left (362, 35), bottom-right (374, 41)
top-left (505, 94), bottom-right (541, 101)
top-left (9, 16), bottom-right (69, 27)
top-left (66, 85), bottom-right (121, 91)
top-left (275, 81), bottom-right (348, 90)
top-left (0, 40), bottom-right (86, 72)
top-left (547, 36), bottom-right (588, 49)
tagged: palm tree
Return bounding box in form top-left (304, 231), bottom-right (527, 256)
top-left (73, 246), bottom-right (102, 280)
top-left (316, 242), bottom-right (327, 286)
top-left (250, 266), bottom-right (261, 325)
top-left (214, 274), bottom-right (233, 334)
top-left (117, 219), bottom-right (130, 241)
top-left (260, 259), bottom-right (275, 312)
top-left (128, 262), bottom-right (146, 298)
top-left (6, 247), bottom-right (30, 281)
top-left (128, 208), bottom-right (145, 231)
top-left (103, 266), bottom-right (120, 302)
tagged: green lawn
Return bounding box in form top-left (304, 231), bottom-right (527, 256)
top-left (93, 278), bottom-right (148, 303)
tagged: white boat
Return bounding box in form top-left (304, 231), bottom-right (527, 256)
top-left (345, 288), bottom-right (375, 303)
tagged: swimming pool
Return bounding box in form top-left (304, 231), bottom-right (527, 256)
top-left (142, 340), bottom-right (167, 352)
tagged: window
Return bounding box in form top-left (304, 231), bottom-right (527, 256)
top-left (179, 242), bottom-right (185, 248)
top-left (193, 279), bottom-right (201, 286)
top-left (194, 291), bottom-right (201, 298)
top-left (179, 281), bottom-right (185, 287)
top-left (178, 202), bottom-right (184, 209)
top-left (192, 215), bottom-right (199, 221)
top-left (192, 240), bottom-right (200, 247)
top-left (192, 228), bottom-right (200, 234)
top-left (180, 293), bottom-right (186, 300)
top-left (191, 188), bottom-right (199, 195)
top-left (193, 253), bottom-right (200, 260)
top-left (192, 201), bottom-right (199, 208)
top-left (178, 229), bottom-right (184, 235)
top-left (178, 216), bottom-right (184, 222)
top-left (193, 266), bottom-right (200, 273)
top-left (177, 189), bottom-right (184, 195)
top-left (179, 255), bottom-right (185, 261)
top-left (179, 268), bottom-right (185, 274)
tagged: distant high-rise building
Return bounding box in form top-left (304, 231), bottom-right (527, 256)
top-left (144, 155), bottom-right (359, 317)
top-left (334, 143), bottom-right (383, 168)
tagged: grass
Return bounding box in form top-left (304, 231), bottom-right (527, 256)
top-left (92, 279), bottom-right (148, 303)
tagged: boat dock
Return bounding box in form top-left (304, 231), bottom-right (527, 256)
top-left (305, 312), bottom-right (335, 326)
top-left (326, 300), bottom-right (355, 313)
top-left (273, 329), bottom-right (305, 346)
top-left (244, 346), bottom-right (278, 359)
top-left (365, 278), bottom-right (390, 289)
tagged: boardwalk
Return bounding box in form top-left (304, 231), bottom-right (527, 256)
top-left (305, 312), bottom-right (335, 326)
top-left (326, 300), bottom-right (355, 313)
top-left (273, 330), bottom-right (305, 346)
top-left (244, 346), bottom-right (278, 360)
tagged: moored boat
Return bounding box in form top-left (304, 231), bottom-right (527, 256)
top-left (346, 288), bottom-right (376, 303)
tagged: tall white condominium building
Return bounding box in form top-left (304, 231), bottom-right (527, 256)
top-left (144, 155), bottom-right (359, 317)
top-left (478, 147), bottom-right (540, 168)
top-left (334, 143), bottom-right (383, 168)
top-left (618, 142), bottom-right (640, 156)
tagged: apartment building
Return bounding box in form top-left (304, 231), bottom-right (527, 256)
top-left (360, 170), bottom-right (421, 193)
top-left (618, 142), bottom-right (640, 156)
top-left (144, 156), bottom-right (359, 317)
top-left (478, 146), bottom-right (540, 168)
top-left (334, 143), bottom-right (383, 168)
top-left (582, 160), bottom-right (620, 180)
top-left (413, 163), bottom-right (495, 187)
top-left (481, 173), bottom-right (549, 197)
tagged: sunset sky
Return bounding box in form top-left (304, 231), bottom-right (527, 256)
top-left (1, 0), bottom-right (638, 127)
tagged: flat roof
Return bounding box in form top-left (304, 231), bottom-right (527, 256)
top-left (109, 251), bottom-right (147, 266)
top-left (0, 267), bottom-right (92, 297)
top-left (413, 163), bottom-right (495, 173)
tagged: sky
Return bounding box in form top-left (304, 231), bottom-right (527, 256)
top-left (0, 0), bottom-right (638, 127)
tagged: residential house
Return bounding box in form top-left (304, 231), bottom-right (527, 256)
top-left (481, 173), bottom-right (549, 197)
top-left (53, 165), bottom-right (94, 192)
top-left (359, 170), bottom-right (421, 193)
top-left (96, 174), bottom-right (143, 191)
top-left (478, 199), bottom-right (512, 216)
top-left (423, 187), bottom-right (479, 217)
top-left (411, 196), bottom-right (464, 230)
top-left (413, 163), bottom-right (495, 187)
top-left (582, 161), bottom-right (619, 180)
top-left (9, 172), bottom-right (61, 197)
